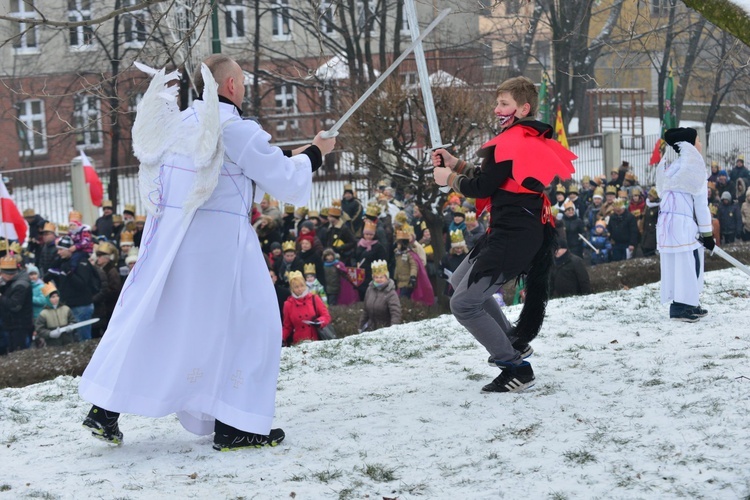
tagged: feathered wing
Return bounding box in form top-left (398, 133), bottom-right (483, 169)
top-left (182, 63), bottom-right (224, 220)
top-left (132, 62), bottom-right (182, 217)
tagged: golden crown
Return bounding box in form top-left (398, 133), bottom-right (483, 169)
top-left (394, 211), bottom-right (408, 225)
top-left (303, 263), bottom-right (316, 275)
top-left (57, 224), bottom-right (69, 235)
top-left (395, 224), bottom-right (414, 240)
top-left (124, 204), bottom-right (136, 214)
top-left (364, 219), bottom-right (378, 233)
top-left (41, 222), bottom-right (57, 233)
top-left (102, 199), bottom-right (113, 208)
top-left (371, 259), bottom-right (389, 277)
top-left (365, 204), bottom-right (380, 217)
top-left (135, 215), bottom-right (147, 223)
top-left (331, 199), bottom-right (341, 208)
top-left (465, 211), bottom-right (477, 223)
top-left (287, 270), bottom-right (304, 284)
top-left (282, 240), bottom-right (297, 252)
top-left (449, 229), bottom-right (465, 244)
top-left (119, 231), bottom-right (134, 244)
top-left (284, 204), bottom-right (295, 214)
top-left (69, 210), bottom-right (83, 222)
top-left (0, 254), bottom-right (17, 270)
top-left (41, 282), bottom-right (58, 297)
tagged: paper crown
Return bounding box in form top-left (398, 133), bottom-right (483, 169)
top-left (303, 263), bottom-right (316, 275)
top-left (295, 207), bottom-right (308, 218)
top-left (617, 190), bottom-right (628, 198)
top-left (465, 211), bottom-right (477, 223)
top-left (0, 254), bottom-right (17, 271)
top-left (450, 229), bottom-right (465, 245)
top-left (328, 199), bottom-right (342, 217)
top-left (709, 204), bottom-right (718, 215)
top-left (343, 183), bottom-right (355, 194)
top-left (112, 214), bottom-right (123, 223)
top-left (262, 193), bottom-right (271, 202)
top-left (625, 172), bottom-right (636, 181)
top-left (320, 207), bottom-right (329, 217)
top-left (0, 239), bottom-right (7, 252)
top-left (582, 175), bottom-right (591, 184)
top-left (395, 224), bottom-right (414, 240)
top-left (371, 259), bottom-right (388, 277)
top-left (69, 210), bottom-right (83, 222)
top-left (135, 215), bottom-right (147, 223)
top-left (57, 224), bottom-right (69, 235)
top-left (563, 201), bottom-right (575, 211)
top-left (124, 204), bottom-right (136, 214)
top-left (613, 198), bottom-right (626, 209)
top-left (738, 154), bottom-right (745, 161)
top-left (376, 179), bottom-right (389, 188)
top-left (282, 240), bottom-right (297, 252)
top-left (363, 219), bottom-right (378, 233)
top-left (593, 187), bottom-right (604, 197)
top-left (97, 241), bottom-right (118, 259)
top-left (284, 204), bottom-right (295, 214)
top-left (568, 184), bottom-right (579, 194)
top-left (119, 231), bottom-right (134, 245)
top-left (365, 204), bottom-right (380, 217)
top-left (556, 185), bottom-right (566, 194)
top-left (41, 222), bottom-right (57, 233)
top-left (308, 210), bottom-right (320, 219)
top-left (287, 270), bottom-right (304, 285)
top-left (102, 199), bottom-right (113, 208)
top-left (648, 187), bottom-right (658, 198)
top-left (605, 185), bottom-right (617, 194)
top-left (23, 208), bottom-right (35, 217)
top-left (41, 282), bottom-right (58, 297)
top-left (631, 187), bottom-right (643, 196)
top-left (452, 205), bottom-right (465, 216)
top-left (710, 160), bottom-right (719, 167)
top-left (394, 211), bottom-right (408, 225)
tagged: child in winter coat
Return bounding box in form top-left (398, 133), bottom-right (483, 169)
top-left (589, 220), bottom-right (612, 265)
top-left (34, 283), bottom-right (77, 347)
top-left (359, 260), bottom-right (402, 333)
top-left (440, 230), bottom-right (469, 296)
top-left (393, 232), bottom-right (417, 298)
top-left (322, 248), bottom-right (358, 306)
top-left (282, 271), bottom-right (331, 346)
top-left (304, 263), bottom-right (327, 305)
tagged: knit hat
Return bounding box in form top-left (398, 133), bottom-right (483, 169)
top-left (270, 242), bottom-right (282, 251)
top-left (300, 220), bottom-right (315, 232)
top-left (26, 264), bottom-right (39, 275)
top-left (297, 233), bottom-right (315, 246)
top-left (721, 191), bottom-right (732, 201)
top-left (718, 170), bottom-right (728, 177)
top-left (664, 127), bottom-right (697, 153)
top-left (595, 220), bottom-right (607, 229)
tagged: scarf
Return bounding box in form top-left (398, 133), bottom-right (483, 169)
top-left (323, 259), bottom-right (340, 267)
top-left (292, 288), bottom-right (310, 299)
top-left (358, 238), bottom-right (377, 251)
top-left (449, 221), bottom-right (466, 233)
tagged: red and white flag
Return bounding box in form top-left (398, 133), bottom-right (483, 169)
top-left (80, 150), bottom-right (103, 207)
top-left (0, 178), bottom-right (27, 244)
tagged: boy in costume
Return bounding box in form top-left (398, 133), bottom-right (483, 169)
top-left (432, 76), bottom-right (576, 393)
top-left (655, 127), bottom-right (713, 322)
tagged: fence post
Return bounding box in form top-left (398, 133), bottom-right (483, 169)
top-left (694, 126), bottom-right (707, 162)
top-left (602, 131), bottom-right (621, 176)
top-left (70, 157), bottom-right (98, 226)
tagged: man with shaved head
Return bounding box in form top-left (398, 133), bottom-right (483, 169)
top-left (79, 56), bottom-right (336, 451)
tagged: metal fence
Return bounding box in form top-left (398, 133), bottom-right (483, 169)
top-left (5, 127), bottom-right (749, 223)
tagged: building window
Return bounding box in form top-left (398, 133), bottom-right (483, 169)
top-left (123, 0), bottom-right (147, 46)
top-left (272, 0), bottom-right (292, 40)
top-left (319, 1), bottom-right (335, 35)
top-left (536, 40), bottom-right (550, 68)
top-left (357, 1), bottom-right (377, 33)
top-left (74, 94), bottom-right (102, 148)
top-left (224, 0), bottom-right (245, 40)
top-left (10, 0), bottom-right (39, 53)
top-left (400, 11), bottom-right (410, 36)
top-left (650, 0), bottom-right (668, 16)
top-left (403, 72), bottom-right (417, 87)
top-left (68, 0), bottom-right (94, 49)
top-left (274, 83), bottom-right (298, 131)
top-left (16, 99), bottom-right (47, 156)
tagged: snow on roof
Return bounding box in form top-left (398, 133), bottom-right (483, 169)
top-left (313, 55), bottom-right (380, 81)
top-left (429, 69), bottom-right (467, 87)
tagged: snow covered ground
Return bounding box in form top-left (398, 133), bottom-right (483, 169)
top-left (1, 268), bottom-right (749, 499)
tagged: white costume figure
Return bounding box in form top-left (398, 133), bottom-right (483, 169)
top-left (655, 130), bottom-right (712, 319)
top-left (79, 58), bottom-right (333, 444)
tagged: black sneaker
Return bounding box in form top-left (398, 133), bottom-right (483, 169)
top-left (82, 406), bottom-right (123, 445)
top-left (213, 427), bottom-right (285, 451)
top-left (482, 361), bottom-right (535, 393)
top-left (487, 344), bottom-right (533, 367)
top-left (669, 302), bottom-right (701, 323)
top-left (689, 306), bottom-right (708, 318)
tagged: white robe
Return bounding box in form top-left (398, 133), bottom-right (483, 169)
top-left (656, 142), bottom-right (712, 306)
top-left (79, 101), bottom-right (313, 436)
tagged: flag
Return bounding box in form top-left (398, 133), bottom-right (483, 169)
top-left (80, 150), bottom-right (103, 207)
top-left (554, 105), bottom-right (569, 149)
top-left (538, 73), bottom-right (551, 125)
top-left (650, 66), bottom-right (676, 166)
top-left (0, 178), bottom-right (27, 244)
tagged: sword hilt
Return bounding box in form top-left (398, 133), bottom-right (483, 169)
top-left (320, 130), bottom-right (339, 139)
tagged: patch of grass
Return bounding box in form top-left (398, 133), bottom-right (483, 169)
top-left (465, 373), bottom-right (484, 382)
top-left (642, 378), bottom-right (664, 387)
top-left (510, 422), bottom-right (540, 439)
top-left (549, 492), bottom-right (569, 500)
top-left (312, 468), bottom-right (343, 483)
top-left (0, 485), bottom-right (11, 492)
top-left (557, 331), bottom-right (574, 338)
top-left (343, 357), bottom-right (373, 366)
top-left (399, 481), bottom-right (429, 495)
top-left (722, 353), bottom-right (746, 359)
top-left (459, 400), bottom-right (472, 409)
top-left (562, 449), bottom-right (597, 465)
top-left (25, 491), bottom-right (58, 499)
top-left (702, 361), bottom-right (719, 369)
top-left (288, 473), bottom-right (309, 482)
top-left (360, 463), bottom-right (399, 482)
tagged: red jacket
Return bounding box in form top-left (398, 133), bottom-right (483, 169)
top-left (282, 292), bottom-right (331, 345)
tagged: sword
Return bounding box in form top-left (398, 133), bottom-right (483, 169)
top-left (578, 233), bottom-right (600, 254)
top-left (711, 246), bottom-right (750, 278)
top-left (50, 318), bottom-right (100, 339)
top-left (321, 8), bottom-right (451, 139)
top-left (404, 0), bottom-right (452, 193)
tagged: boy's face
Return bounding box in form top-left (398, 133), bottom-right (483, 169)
top-left (373, 274), bottom-right (388, 285)
top-left (283, 251), bottom-right (296, 263)
top-left (324, 254), bottom-right (334, 262)
top-left (494, 92), bottom-right (530, 129)
top-left (49, 294), bottom-right (60, 306)
top-left (595, 226), bottom-right (604, 234)
top-left (271, 248), bottom-right (281, 257)
top-left (305, 274), bottom-right (315, 283)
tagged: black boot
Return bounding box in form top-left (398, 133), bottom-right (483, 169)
top-left (83, 405), bottom-right (123, 445)
top-left (213, 420), bottom-right (285, 451)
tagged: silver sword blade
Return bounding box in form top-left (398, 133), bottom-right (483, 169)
top-left (321, 8), bottom-right (451, 139)
top-left (712, 246), bottom-right (750, 278)
top-left (405, 0), bottom-right (442, 149)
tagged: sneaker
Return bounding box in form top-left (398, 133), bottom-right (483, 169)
top-left (481, 361), bottom-right (535, 393)
top-left (669, 302), bottom-right (701, 323)
top-left (487, 344), bottom-right (533, 366)
top-left (82, 406), bottom-right (123, 445)
top-left (689, 306), bottom-right (708, 318)
top-left (213, 427), bottom-right (285, 451)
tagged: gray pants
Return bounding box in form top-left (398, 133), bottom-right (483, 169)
top-left (449, 255), bottom-right (521, 365)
